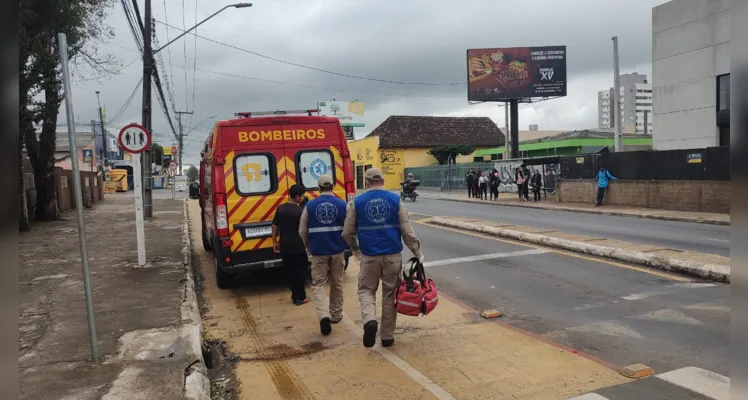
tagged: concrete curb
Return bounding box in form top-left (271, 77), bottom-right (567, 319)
top-left (430, 217), bottom-right (730, 283)
top-left (419, 193), bottom-right (729, 226)
top-left (180, 199), bottom-right (211, 400)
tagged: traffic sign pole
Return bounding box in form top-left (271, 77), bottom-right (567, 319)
top-left (118, 123), bottom-right (151, 267)
top-left (133, 155), bottom-right (147, 266)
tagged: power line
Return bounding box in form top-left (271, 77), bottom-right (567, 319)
top-left (153, 19), bottom-right (464, 86)
top-left (164, 61), bottom-right (449, 99)
top-left (161, 0), bottom-right (177, 113)
top-left (189, 0), bottom-right (198, 127)
top-left (108, 78), bottom-right (144, 124)
top-left (180, 0), bottom-right (189, 113)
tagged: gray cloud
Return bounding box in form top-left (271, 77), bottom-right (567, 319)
top-left (61, 0), bottom-right (662, 166)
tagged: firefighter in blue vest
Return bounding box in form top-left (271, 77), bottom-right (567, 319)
top-left (299, 175), bottom-right (348, 336)
top-left (343, 168), bottom-right (423, 348)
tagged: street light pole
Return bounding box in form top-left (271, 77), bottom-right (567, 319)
top-left (612, 36), bottom-right (623, 152)
top-left (141, 1), bottom-right (251, 217)
top-left (95, 91), bottom-right (107, 168)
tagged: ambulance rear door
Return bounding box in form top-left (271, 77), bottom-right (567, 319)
top-left (281, 121), bottom-right (347, 202)
top-left (219, 124), bottom-right (291, 254)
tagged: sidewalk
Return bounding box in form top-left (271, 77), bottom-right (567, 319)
top-left (417, 189), bottom-right (730, 226)
top-left (19, 195), bottom-right (208, 399)
top-left (430, 216), bottom-right (730, 282)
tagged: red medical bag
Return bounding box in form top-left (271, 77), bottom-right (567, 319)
top-left (394, 257), bottom-right (439, 316)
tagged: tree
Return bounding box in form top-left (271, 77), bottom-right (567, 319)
top-left (427, 145), bottom-right (476, 165)
top-left (151, 143), bottom-right (164, 168)
top-left (20, 0), bottom-right (117, 221)
top-left (186, 166), bottom-right (199, 183)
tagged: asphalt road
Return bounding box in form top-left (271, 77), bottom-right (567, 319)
top-left (404, 198), bottom-right (730, 256)
top-left (407, 212), bottom-right (729, 380)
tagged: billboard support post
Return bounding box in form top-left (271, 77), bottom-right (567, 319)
top-left (510, 100), bottom-right (519, 159)
top-left (504, 101), bottom-right (510, 160)
top-left (612, 36), bottom-right (623, 152)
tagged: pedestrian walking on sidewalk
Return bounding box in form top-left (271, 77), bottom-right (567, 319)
top-left (530, 169), bottom-right (543, 202)
top-left (272, 184), bottom-right (310, 306)
top-left (520, 165), bottom-right (531, 201)
top-left (299, 175), bottom-right (348, 336)
top-left (489, 168), bottom-right (500, 200)
top-left (343, 168), bottom-right (424, 348)
top-left (478, 172), bottom-right (489, 200)
top-left (466, 170), bottom-right (476, 198)
top-left (595, 166), bottom-right (617, 207)
top-left (514, 167), bottom-right (526, 201)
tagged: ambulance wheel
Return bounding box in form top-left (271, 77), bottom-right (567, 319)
top-left (201, 229), bottom-right (212, 252)
top-left (214, 256), bottom-right (233, 289)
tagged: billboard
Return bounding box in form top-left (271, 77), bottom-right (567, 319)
top-left (317, 101), bottom-right (366, 127)
top-left (467, 46), bottom-right (567, 101)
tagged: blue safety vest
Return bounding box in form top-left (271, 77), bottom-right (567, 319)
top-left (306, 195), bottom-right (348, 256)
top-left (354, 189), bottom-right (403, 256)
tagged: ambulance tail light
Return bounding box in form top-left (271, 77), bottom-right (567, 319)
top-left (343, 158), bottom-right (356, 203)
top-left (215, 193), bottom-right (230, 238)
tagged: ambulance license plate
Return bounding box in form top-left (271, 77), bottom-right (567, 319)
top-left (245, 226), bottom-right (271, 238)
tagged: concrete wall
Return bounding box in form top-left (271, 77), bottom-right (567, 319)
top-left (652, 0), bottom-right (730, 150)
top-left (557, 179), bottom-right (729, 213)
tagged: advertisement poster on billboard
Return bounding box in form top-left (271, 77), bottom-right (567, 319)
top-left (467, 46), bottom-right (567, 101)
top-left (317, 101), bottom-right (366, 127)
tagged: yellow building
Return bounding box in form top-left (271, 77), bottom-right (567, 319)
top-left (348, 116), bottom-right (505, 190)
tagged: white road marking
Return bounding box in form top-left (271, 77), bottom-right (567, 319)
top-left (567, 394), bottom-right (609, 400)
top-left (667, 282), bottom-right (718, 288)
top-left (423, 249), bottom-right (550, 268)
top-left (700, 237), bottom-right (729, 243)
top-left (621, 291), bottom-right (673, 300)
top-left (565, 321), bottom-right (643, 339)
top-left (627, 309), bottom-right (704, 326)
top-left (684, 302), bottom-right (730, 312)
top-left (656, 367), bottom-right (730, 400)
top-left (341, 314), bottom-right (455, 400)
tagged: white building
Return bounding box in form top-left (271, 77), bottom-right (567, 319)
top-left (634, 82), bottom-right (653, 134)
top-left (652, 0), bottom-right (730, 150)
top-left (597, 73), bottom-right (649, 133)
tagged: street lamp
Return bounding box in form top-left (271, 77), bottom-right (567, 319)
top-left (141, 2), bottom-right (251, 217)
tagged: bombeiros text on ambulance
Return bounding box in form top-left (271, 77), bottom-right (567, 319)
top-left (238, 128), bottom-right (327, 143)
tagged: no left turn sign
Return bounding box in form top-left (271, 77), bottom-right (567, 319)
top-left (118, 123), bottom-right (151, 154)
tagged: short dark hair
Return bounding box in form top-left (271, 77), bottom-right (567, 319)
top-left (289, 184), bottom-right (305, 198)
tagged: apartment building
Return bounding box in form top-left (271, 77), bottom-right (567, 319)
top-left (597, 73), bottom-right (650, 133)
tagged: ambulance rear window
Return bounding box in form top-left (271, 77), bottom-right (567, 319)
top-left (235, 154), bottom-right (276, 195)
top-left (297, 150), bottom-right (335, 189)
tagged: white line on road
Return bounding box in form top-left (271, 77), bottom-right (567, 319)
top-left (700, 237), bottom-right (730, 243)
top-left (621, 291), bottom-right (673, 301)
top-left (567, 394), bottom-right (609, 400)
top-left (656, 367), bottom-right (730, 400)
top-left (341, 314), bottom-right (455, 400)
top-left (423, 249), bottom-right (550, 268)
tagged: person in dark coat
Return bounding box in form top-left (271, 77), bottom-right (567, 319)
top-left (530, 169), bottom-right (543, 202)
top-left (520, 165), bottom-right (531, 201)
top-left (466, 170), bottom-right (476, 198)
top-left (489, 168), bottom-right (500, 200)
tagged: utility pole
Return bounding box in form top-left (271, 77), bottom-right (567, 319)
top-left (141, 0), bottom-right (154, 218)
top-left (175, 110), bottom-right (193, 175)
top-left (140, 2), bottom-right (251, 217)
top-left (612, 36), bottom-right (623, 152)
top-left (95, 91), bottom-right (108, 167)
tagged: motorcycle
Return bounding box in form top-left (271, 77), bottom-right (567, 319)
top-left (400, 180), bottom-right (420, 202)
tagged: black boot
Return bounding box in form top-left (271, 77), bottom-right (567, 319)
top-left (382, 338), bottom-right (394, 347)
top-left (363, 320), bottom-right (378, 348)
top-left (320, 317), bottom-right (332, 336)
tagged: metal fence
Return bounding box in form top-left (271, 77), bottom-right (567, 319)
top-left (405, 162), bottom-right (495, 191)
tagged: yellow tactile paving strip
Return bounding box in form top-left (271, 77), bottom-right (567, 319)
top-left (188, 201), bottom-right (629, 399)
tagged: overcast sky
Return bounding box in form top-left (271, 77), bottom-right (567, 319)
top-left (62, 0), bottom-right (664, 166)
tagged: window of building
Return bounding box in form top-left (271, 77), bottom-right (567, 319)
top-left (235, 154), bottom-right (276, 195)
top-left (718, 74), bottom-right (730, 111)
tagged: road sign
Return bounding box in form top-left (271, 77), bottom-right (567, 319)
top-left (118, 123), bottom-right (151, 154)
top-left (117, 123), bottom-right (148, 267)
top-left (171, 145), bottom-right (178, 155)
top-left (169, 161), bottom-right (177, 171)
